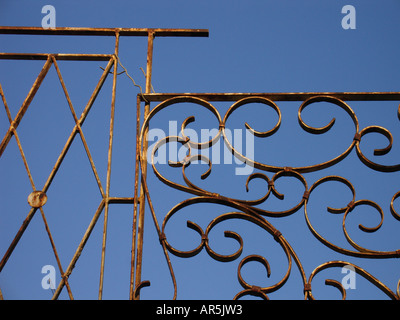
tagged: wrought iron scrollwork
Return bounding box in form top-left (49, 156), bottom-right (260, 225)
top-left (137, 94), bottom-right (400, 300)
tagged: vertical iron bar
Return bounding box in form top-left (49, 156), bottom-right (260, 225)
top-left (129, 95), bottom-right (141, 299)
top-left (98, 31), bottom-right (120, 300)
top-left (134, 30), bottom-right (154, 300)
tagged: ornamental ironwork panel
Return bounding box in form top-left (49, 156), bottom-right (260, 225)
top-left (136, 92), bottom-right (400, 300)
top-left (0, 27), bottom-right (399, 300)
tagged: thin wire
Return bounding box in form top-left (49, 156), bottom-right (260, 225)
top-left (115, 55), bottom-right (150, 102)
top-left (140, 67), bottom-right (155, 93)
top-left (99, 66), bottom-right (125, 76)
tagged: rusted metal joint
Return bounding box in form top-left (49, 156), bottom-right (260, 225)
top-left (27, 191), bottom-right (47, 208)
top-left (251, 285), bottom-right (262, 293)
top-left (8, 126), bottom-right (15, 136)
top-left (347, 200), bottom-right (355, 211)
top-left (302, 190), bottom-right (310, 201)
top-left (304, 283), bottom-right (312, 293)
top-left (201, 234), bottom-right (208, 242)
top-left (218, 123), bottom-right (225, 130)
top-left (159, 233), bottom-right (166, 244)
top-left (272, 229), bottom-right (282, 241)
top-left (211, 192), bottom-right (221, 199)
top-left (10, 120), bottom-right (17, 129)
top-left (283, 167), bottom-right (293, 175)
top-left (353, 132), bottom-right (361, 142)
top-left (267, 180), bottom-right (274, 188)
top-left (9, 121), bottom-right (17, 134)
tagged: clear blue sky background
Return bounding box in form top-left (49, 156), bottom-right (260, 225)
top-left (0, 0), bottom-right (399, 300)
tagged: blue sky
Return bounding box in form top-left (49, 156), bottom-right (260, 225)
top-left (0, 0), bottom-right (399, 300)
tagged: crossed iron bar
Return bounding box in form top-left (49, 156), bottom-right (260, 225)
top-left (0, 26), bottom-right (399, 300)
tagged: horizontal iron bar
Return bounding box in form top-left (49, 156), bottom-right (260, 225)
top-left (141, 92), bottom-right (400, 102)
top-left (0, 27), bottom-right (209, 37)
top-left (0, 53), bottom-right (113, 61)
top-left (108, 197), bottom-right (135, 204)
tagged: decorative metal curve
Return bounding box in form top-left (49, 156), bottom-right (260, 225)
top-left (306, 261), bottom-right (398, 300)
top-left (304, 176), bottom-right (400, 259)
top-left (356, 126), bottom-right (400, 172)
top-left (391, 191), bottom-right (400, 221)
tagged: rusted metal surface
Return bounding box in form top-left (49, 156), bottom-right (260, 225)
top-left (0, 53), bottom-right (113, 61)
top-left (0, 26), bottom-right (209, 37)
top-left (0, 25), bottom-right (399, 300)
top-left (141, 92), bottom-right (400, 102)
top-left (133, 30), bottom-right (155, 301)
top-left (0, 57), bottom-right (52, 158)
top-left (98, 32), bottom-right (120, 300)
top-left (0, 25), bottom-right (210, 300)
top-left (27, 191), bottom-right (48, 208)
top-left (129, 95), bottom-right (142, 300)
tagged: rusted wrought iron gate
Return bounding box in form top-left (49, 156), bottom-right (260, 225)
top-left (0, 26), bottom-right (399, 300)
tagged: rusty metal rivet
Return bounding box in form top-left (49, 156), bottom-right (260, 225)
top-left (27, 191), bottom-right (47, 208)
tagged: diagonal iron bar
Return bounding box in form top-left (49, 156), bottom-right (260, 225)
top-left (0, 57), bottom-right (53, 158)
